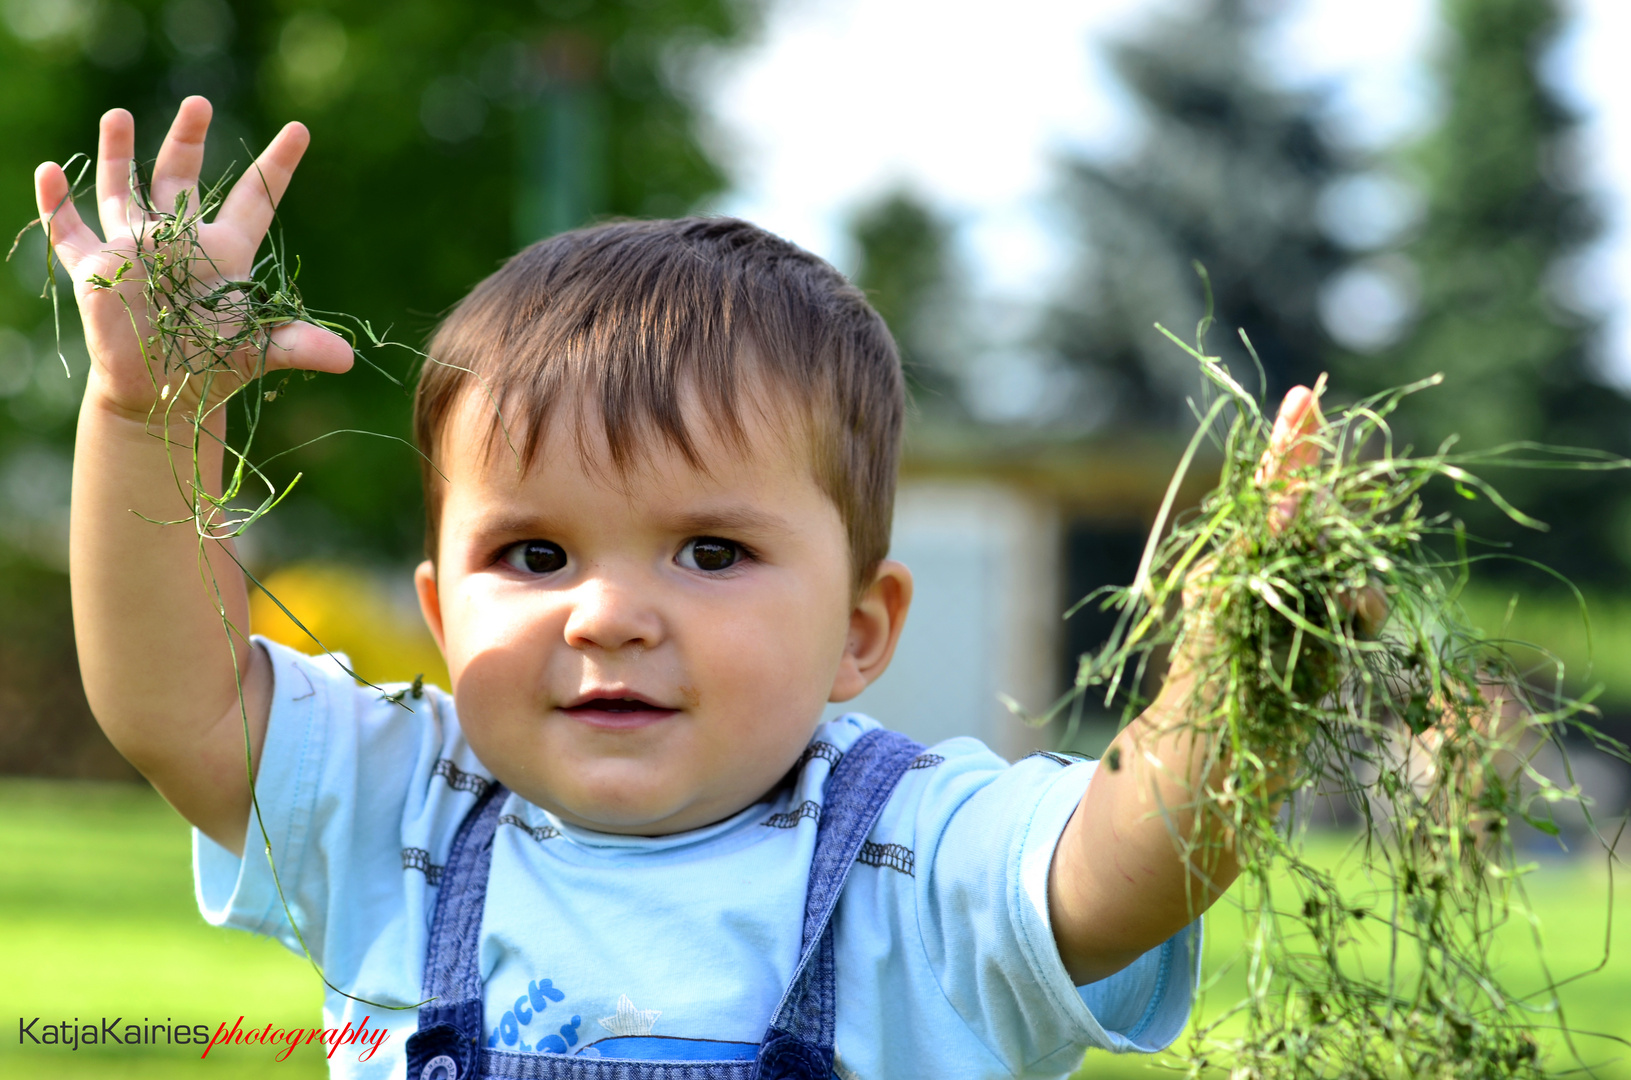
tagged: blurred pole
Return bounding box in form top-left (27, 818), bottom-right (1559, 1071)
top-left (515, 32), bottom-right (607, 246)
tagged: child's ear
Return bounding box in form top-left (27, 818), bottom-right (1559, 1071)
top-left (414, 560), bottom-right (448, 656)
top-left (829, 559), bottom-right (913, 704)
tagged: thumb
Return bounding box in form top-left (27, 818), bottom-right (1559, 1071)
top-left (263, 320), bottom-right (354, 375)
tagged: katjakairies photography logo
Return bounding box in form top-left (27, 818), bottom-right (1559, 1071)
top-left (18, 1014), bottom-right (392, 1061)
top-left (17, 1016), bottom-right (209, 1050)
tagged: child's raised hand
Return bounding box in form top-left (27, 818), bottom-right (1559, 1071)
top-left (32, 96), bottom-right (352, 424)
top-left (1181, 382), bottom-right (1385, 641)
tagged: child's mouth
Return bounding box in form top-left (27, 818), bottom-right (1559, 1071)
top-left (561, 697), bottom-right (677, 730)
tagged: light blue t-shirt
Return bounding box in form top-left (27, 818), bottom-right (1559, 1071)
top-left (195, 640), bottom-right (1199, 1079)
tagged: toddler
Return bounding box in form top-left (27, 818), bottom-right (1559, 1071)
top-left (39, 97), bottom-right (1323, 1080)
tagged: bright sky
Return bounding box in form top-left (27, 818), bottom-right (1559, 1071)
top-left (704, 0), bottom-right (1631, 386)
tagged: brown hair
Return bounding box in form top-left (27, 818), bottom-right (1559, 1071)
top-left (413, 217), bottom-right (905, 592)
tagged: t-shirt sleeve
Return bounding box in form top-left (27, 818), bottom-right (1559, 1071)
top-left (912, 746), bottom-right (1201, 1073)
top-left (191, 637), bottom-right (479, 997)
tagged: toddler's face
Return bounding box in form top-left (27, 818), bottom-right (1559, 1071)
top-left (415, 391), bottom-right (909, 835)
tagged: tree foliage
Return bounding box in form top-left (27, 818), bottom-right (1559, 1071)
top-left (1045, 0), bottom-right (1349, 429)
top-left (1348, 0), bottom-right (1631, 588)
top-left (848, 188), bottom-right (964, 409)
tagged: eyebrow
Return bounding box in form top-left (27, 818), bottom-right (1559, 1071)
top-left (661, 506), bottom-right (793, 538)
top-left (464, 506), bottom-right (793, 541)
top-left (466, 511), bottom-right (555, 539)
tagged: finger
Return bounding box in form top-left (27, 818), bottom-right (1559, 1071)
top-left (149, 96), bottom-right (213, 220)
top-left (1338, 585), bottom-right (1389, 638)
top-left (1281, 389), bottom-right (1325, 475)
top-left (1255, 386), bottom-right (1315, 486)
top-left (1355, 587), bottom-right (1388, 636)
top-left (35, 162), bottom-right (104, 267)
top-left (216, 122), bottom-right (311, 239)
top-left (95, 108), bottom-right (137, 241)
top-left (1257, 384), bottom-right (1329, 534)
top-left (261, 320), bottom-right (354, 376)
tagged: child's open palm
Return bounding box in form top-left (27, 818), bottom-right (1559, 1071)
top-left (32, 96), bottom-right (351, 422)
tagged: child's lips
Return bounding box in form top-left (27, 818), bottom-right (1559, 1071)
top-left (559, 695), bottom-right (679, 730)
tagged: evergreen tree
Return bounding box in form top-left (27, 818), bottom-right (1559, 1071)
top-left (848, 188), bottom-right (964, 411)
top-left (1350, 0), bottom-right (1631, 588)
top-left (1045, 0), bottom-right (1349, 428)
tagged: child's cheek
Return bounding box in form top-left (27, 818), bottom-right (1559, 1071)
top-left (452, 632), bottom-right (545, 714)
top-left (447, 584), bottom-right (555, 674)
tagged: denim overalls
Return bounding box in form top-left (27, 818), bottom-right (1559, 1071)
top-left (405, 728), bottom-right (926, 1080)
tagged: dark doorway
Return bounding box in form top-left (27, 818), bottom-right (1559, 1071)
top-left (1058, 520), bottom-right (1147, 753)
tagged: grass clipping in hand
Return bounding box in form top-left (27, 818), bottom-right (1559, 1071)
top-left (1068, 314), bottom-right (1629, 1079)
top-left (18, 154), bottom-right (428, 1009)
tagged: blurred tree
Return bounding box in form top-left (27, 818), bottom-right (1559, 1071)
top-left (848, 188), bottom-right (964, 409)
top-left (0, 553), bottom-right (136, 780)
top-left (1348, 0), bottom-right (1631, 588)
top-left (1044, 0), bottom-right (1349, 428)
top-left (0, 0), bottom-right (745, 566)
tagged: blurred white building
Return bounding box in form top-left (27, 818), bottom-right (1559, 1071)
top-left (825, 427), bottom-right (1200, 761)
top-left (825, 480), bottom-right (1060, 759)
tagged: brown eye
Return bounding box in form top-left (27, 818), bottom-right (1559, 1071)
top-left (503, 540), bottom-right (566, 574)
top-left (679, 538), bottom-right (740, 572)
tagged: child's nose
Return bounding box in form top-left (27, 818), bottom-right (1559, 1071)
top-left (561, 575), bottom-right (662, 651)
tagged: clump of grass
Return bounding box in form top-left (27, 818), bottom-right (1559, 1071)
top-left (1064, 283), bottom-right (1630, 1079)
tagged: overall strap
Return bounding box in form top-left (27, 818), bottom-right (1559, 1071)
top-left (407, 781), bottom-right (509, 1080)
top-left (756, 728), bottom-right (925, 1080)
top-left (405, 728), bottom-right (926, 1080)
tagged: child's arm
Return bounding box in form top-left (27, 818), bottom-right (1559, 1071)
top-left (1046, 389), bottom-right (1333, 984)
top-left (39, 98), bottom-right (352, 855)
top-left (1047, 648), bottom-right (1238, 983)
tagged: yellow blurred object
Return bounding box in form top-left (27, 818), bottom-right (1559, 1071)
top-left (248, 562), bottom-right (450, 691)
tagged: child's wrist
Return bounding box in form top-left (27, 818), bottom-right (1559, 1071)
top-left (83, 378), bottom-right (199, 436)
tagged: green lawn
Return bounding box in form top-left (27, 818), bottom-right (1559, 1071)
top-left (0, 779), bottom-right (326, 1078)
top-left (2, 778), bottom-right (1625, 1079)
top-left (1071, 834), bottom-right (1631, 1080)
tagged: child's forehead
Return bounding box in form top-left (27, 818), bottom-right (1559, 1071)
top-left (440, 380), bottom-right (820, 495)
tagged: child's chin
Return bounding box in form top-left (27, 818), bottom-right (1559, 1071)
top-left (538, 771), bottom-right (717, 836)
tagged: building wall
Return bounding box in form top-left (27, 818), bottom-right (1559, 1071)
top-left (823, 480), bottom-right (1061, 761)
